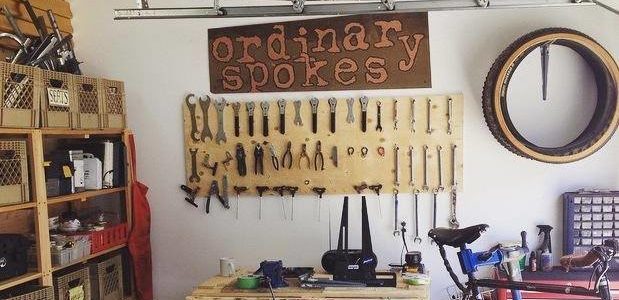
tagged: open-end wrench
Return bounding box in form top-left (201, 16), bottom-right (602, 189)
top-left (393, 99), bottom-right (398, 130)
top-left (422, 145), bottom-right (429, 191)
top-left (360, 96), bottom-right (369, 132)
top-left (199, 96), bottom-right (213, 141)
top-left (410, 98), bottom-right (416, 133)
top-left (310, 97), bottom-right (319, 134)
top-left (185, 94), bottom-right (200, 142)
top-left (293, 100), bottom-right (303, 126)
top-left (246, 102), bottom-right (255, 137)
top-left (394, 144), bottom-right (400, 186)
top-left (393, 189), bottom-right (400, 236)
top-left (426, 98), bottom-right (433, 135)
top-left (409, 146), bottom-right (414, 186)
top-left (449, 144), bottom-right (460, 229)
top-left (232, 102), bottom-right (240, 137)
top-left (346, 97), bottom-right (355, 124)
top-left (437, 145), bottom-right (444, 191)
top-left (413, 190), bottom-right (422, 243)
top-left (375, 101), bottom-right (383, 132)
top-left (188, 148), bottom-right (200, 183)
top-left (432, 189), bottom-right (439, 230)
top-left (277, 99), bottom-right (286, 134)
top-left (214, 98), bottom-right (227, 144)
top-left (328, 97), bottom-right (337, 133)
top-left (447, 97), bottom-right (453, 135)
top-left (260, 101), bottom-right (270, 137)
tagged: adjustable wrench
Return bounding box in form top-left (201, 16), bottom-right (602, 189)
top-left (447, 97), bottom-right (453, 135)
top-left (437, 145), bottom-right (444, 191)
top-left (188, 148), bottom-right (200, 183)
top-left (375, 101), bottom-right (383, 132)
top-left (277, 99), bottom-right (286, 134)
top-left (393, 189), bottom-right (400, 236)
top-left (449, 144), bottom-right (460, 229)
top-left (214, 98), bottom-right (227, 144)
top-left (185, 94), bottom-right (200, 142)
top-left (328, 97), bottom-right (337, 133)
top-left (422, 145), bottom-right (429, 191)
top-left (293, 100), bottom-right (303, 126)
top-left (346, 97), bottom-right (355, 124)
top-left (260, 101), bottom-right (270, 137)
top-left (246, 102), bottom-right (255, 137)
top-left (199, 96), bottom-right (213, 141)
top-left (310, 97), bottom-right (319, 134)
top-left (232, 102), bottom-right (241, 137)
top-left (394, 144), bottom-right (400, 186)
top-left (360, 96), bottom-right (369, 132)
top-left (413, 190), bottom-right (422, 243)
top-left (426, 98), bottom-right (433, 135)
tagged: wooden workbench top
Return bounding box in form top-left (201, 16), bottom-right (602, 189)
top-left (186, 271), bottom-right (429, 300)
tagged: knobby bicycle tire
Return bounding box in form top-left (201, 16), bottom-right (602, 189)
top-left (482, 28), bottom-right (619, 163)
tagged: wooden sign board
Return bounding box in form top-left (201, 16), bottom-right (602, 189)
top-left (208, 13), bottom-right (430, 93)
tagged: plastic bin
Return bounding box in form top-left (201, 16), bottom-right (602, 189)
top-left (99, 79), bottom-right (125, 129)
top-left (54, 268), bottom-right (91, 300)
top-left (0, 140), bottom-right (29, 207)
top-left (40, 69), bottom-right (75, 128)
top-left (0, 62), bottom-right (40, 128)
top-left (73, 76), bottom-right (101, 129)
top-left (89, 224), bottom-right (127, 254)
top-left (89, 255), bottom-right (123, 300)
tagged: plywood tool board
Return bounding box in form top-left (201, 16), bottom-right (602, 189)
top-left (183, 94), bottom-right (463, 196)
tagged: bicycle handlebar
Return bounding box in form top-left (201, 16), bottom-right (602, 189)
top-left (560, 240), bottom-right (617, 271)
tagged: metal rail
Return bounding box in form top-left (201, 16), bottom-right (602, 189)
top-left (114, 0), bottom-right (607, 20)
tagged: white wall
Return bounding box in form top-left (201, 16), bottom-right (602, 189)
top-left (70, 1), bottom-right (619, 299)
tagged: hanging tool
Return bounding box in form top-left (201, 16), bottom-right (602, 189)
top-left (448, 144), bottom-right (460, 229)
top-left (437, 145), bottom-right (444, 191)
top-left (287, 186), bottom-right (299, 221)
top-left (394, 144), bottom-right (400, 186)
top-left (299, 143), bottom-right (310, 169)
top-left (202, 153), bottom-right (218, 176)
top-left (206, 180), bottom-right (229, 214)
top-left (393, 189), bottom-right (400, 236)
top-left (181, 185), bottom-right (199, 208)
top-left (432, 189), bottom-right (438, 230)
top-left (347, 147), bottom-right (355, 156)
top-left (541, 43), bottom-right (550, 101)
top-left (186, 94), bottom-right (200, 142)
top-left (261, 101), bottom-right (270, 137)
top-left (422, 145), bottom-right (429, 191)
top-left (360, 96), bottom-right (369, 132)
top-left (273, 186), bottom-right (288, 220)
top-left (369, 184), bottom-right (383, 217)
top-left (447, 97), bottom-right (453, 135)
top-left (246, 102), bottom-right (255, 137)
top-left (256, 186), bottom-right (270, 220)
top-left (328, 97), bottom-right (337, 133)
top-left (233, 186), bottom-right (248, 220)
top-left (189, 148), bottom-right (200, 183)
top-left (426, 98), bottom-right (433, 135)
top-left (312, 187), bottom-right (326, 221)
top-left (330, 146), bottom-right (338, 167)
top-left (232, 102), bottom-right (241, 137)
top-left (310, 97), bottom-right (319, 134)
top-left (413, 190), bottom-right (421, 243)
top-left (314, 141), bottom-right (324, 171)
top-left (222, 175), bottom-right (229, 210)
top-left (254, 144), bottom-right (264, 175)
top-left (282, 141), bottom-right (293, 169)
top-left (360, 147), bottom-right (368, 158)
top-left (221, 151), bottom-right (233, 171)
top-left (393, 99), bottom-right (398, 130)
top-left (346, 97), bottom-right (355, 124)
top-left (354, 183), bottom-right (368, 194)
top-left (268, 143), bottom-right (280, 171)
top-left (293, 100), bottom-right (303, 126)
top-left (410, 98), bottom-right (416, 133)
top-left (235, 143), bottom-right (247, 176)
top-left (199, 96), bottom-right (213, 141)
top-left (375, 101), bottom-right (383, 132)
top-left (277, 99), bottom-right (286, 134)
top-left (409, 146), bottom-right (414, 186)
top-left (214, 98), bottom-right (227, 144)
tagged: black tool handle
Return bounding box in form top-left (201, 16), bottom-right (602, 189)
top-left (20, 0), bottom-right (46, 38)
top-left (361, 111), bottom-right (367, 132)
top-left (263, 115), bottom-right (269, 136)
top-left (330, 112), bottom-right (336, 133)
top-left (279, 114), bottom-right (285, 134)
top-left (234, 115), bottom-right (240, 137)
top-left (206, 197), bottom-right (211, 214)
top-left (248, 115), bottom-right (254, 136)
top-left (312, 113), bottom-right (317, 134)
top-left (185, 198), bottom-right (198, 208)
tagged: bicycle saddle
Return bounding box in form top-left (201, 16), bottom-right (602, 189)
top-left (428, 224), bottom-right (489, 248)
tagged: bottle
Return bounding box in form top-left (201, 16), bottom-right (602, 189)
top-left (540, 249), bottom-right (553, 272)
top-left (528, 251), bottom-right (537, 272)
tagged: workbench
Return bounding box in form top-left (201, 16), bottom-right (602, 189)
top-left (186, 271), bottom-right (430, 300)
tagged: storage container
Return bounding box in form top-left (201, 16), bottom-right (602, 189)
top-left (0, 285), bottom-right (54, 300)
top-left (54, 268), bottom-right (91, 300)
top-left (99, 80), bottom-right (125, 129)
top-left (89, 255), bottom-right (123, 300)
top-left (89, 224), bottom-right (127, 254)
top-left (73, 76), bottom-right (101, 129)
top-left (0, 234), bottom-right (31, 281)
top-left (40, 69), bottom-right (75, 128)
top-left (51, 237), bottom-right (91, 268)
top-left (0, 62), bottom-right (40, 128)
top-left (0, 140), bottom-right (29, 207)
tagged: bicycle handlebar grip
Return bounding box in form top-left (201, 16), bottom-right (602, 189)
top-left (560, 251), bottom-right (599, 270)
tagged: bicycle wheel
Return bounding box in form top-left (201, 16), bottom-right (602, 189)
top-left (482, 28), bottom-right (619, 163)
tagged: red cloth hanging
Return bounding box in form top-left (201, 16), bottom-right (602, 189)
top-left (127, 134), bottom-right (153, 300)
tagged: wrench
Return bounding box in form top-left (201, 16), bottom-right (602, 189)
top-left (261, 101), bottom-right (270, 137)
top-left (188, 148), bottom-right (200, 183)
top-left (199, 96), bottom-right (213, 141)
top-left (409, 146), bottom-right (414, 186)
top-left (278, 99), bottom-right (286, 134)
top-left (393, 189), bottom-right (400, 236)
top-left (437, 145), bottom-right (444, 191)
top-left (310, 97), bottom-right (319, 134)
top-left (449, 144), bottom-right (460, 229)
top-left (346, 97), bottom-right (355, 124)
top-left (447, 97), bottom-right (453, 135)
top-left (422, 145), bottom-right (429, 191)
top-left (432, 189), bottom-right (438, 230)
top-left (393, 98), bottom-right (398, 130)
top-left (293, 100), bottom-right (303, 126)
top-left (410, 98), bottom-right (416, 133)
top-left (413, 190), bottom-right (422, 243)
top-left (246, 102), bottom-right (255, 137)
top-left (185, 94), bottom-right (200, 142)
top-left (394, 144), bottom-right (400, 186)
top-left (328, 97), bottom-right (337, 133)
top-left (426, 98), bottom-right (433, 135)
top-left (232, 102), bottom-right (240, 137)
top-left (360, 96), bottom-right (369, 132)
top-left (375, 101), bottom-right (383, 132)
top-left (214, 98), bottom-right (227, 144)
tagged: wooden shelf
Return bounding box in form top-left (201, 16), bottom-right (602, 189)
top-left (0, 272), bottom-right (42, 291)
top-left (52, 243), bottom-right (126, 272)
top-left (0, 202), bottom-right (36, 213)
top-left (47, 187), bottom-right (126, 205)
top-left (41, 128), bottom-right (125, 138)
top-left (0, 128), bottom-right (35, 135)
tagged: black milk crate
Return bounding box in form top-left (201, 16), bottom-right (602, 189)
top-left (563, 190), bottom-right (619, 269)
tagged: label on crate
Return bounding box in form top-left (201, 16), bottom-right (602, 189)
top-left (47, 87), bottom-right (70, 107)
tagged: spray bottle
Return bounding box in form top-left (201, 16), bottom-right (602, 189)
top-left (537, 225), bottom-right (553, 272)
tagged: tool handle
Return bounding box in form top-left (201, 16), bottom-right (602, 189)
top-left (263, 115), bottom-right (269, 137)
top-left (234, 115), bottom-right (240, 137)
top-left (312, 114), bottom-right (317, 134)
top-left (330, 112), bottom-right (335, 133)
top-left (206, 197), bottom-right (211, 214)
top-left (2, 6), bottom-right (25, 41)
top-left (361, 111), bottom-right (367, 132)
top-left (248, 115), bottom-right (254, 137)
top-left (279, 113), bottom-right (285, 134)
top-left (20, 0), bottom-right (46, 37)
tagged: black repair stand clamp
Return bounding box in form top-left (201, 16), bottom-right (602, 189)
top-left (181, 185), bottom-right (200, 208)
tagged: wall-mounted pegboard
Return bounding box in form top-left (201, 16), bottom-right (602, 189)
top-left (183, 94), bottom-right (463, 196)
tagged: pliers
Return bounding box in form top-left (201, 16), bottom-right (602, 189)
top-left (206, 180), bottom-right (229, 214)
top-left (254, 144), bottom-right (264, 175)
top-left (269, 144), bottom-right (280, 171)
top-left (282, 141), bottom-right (293, 169)
top-left (299, 143), bottom-right (310, 169)
top-left (314, 141), bottom-right (324, 171)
